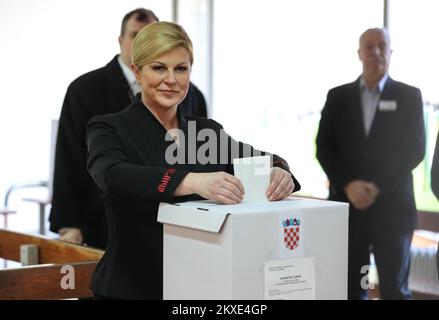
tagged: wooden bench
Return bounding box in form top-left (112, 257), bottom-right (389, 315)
top-left (0, 229), bottom-right (103, 299)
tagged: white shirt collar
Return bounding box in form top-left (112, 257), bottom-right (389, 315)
top-left (117, 55), bottom-right (140, 93)
top-left (360, 73), bottom-right (389, 92)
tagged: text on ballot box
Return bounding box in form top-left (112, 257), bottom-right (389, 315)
top-left (157, 197), bottom-right (349, 300)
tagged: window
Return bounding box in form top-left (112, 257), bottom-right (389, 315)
top-left (213, 0), bottom-right (383, 198)
top-left (177, 0), bottom-right (212, 113)
top-left (389, 0), bottom-right (439, 212)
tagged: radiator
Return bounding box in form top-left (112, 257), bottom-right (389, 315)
top-left (409, 231), bottom-right (439, 296)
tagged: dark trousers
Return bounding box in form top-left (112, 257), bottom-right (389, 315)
top-left (348, 219), bottom-right (413, 300)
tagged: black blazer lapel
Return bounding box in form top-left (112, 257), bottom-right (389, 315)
top-left (105, 55), bottom-right (132, 113)
top-left (348, 78), bottom-right (367, 142)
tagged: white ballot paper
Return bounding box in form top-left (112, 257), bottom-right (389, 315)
top-left (264, 257), bottom-right (316, 300)
top-left (233, 155), bottom-right (271, 203)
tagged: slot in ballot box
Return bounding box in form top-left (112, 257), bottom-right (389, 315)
top-left (157, 197), bottom-right (349, 300)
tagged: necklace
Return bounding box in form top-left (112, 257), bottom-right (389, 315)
top-left (143, 102), bottom-right (180, 145)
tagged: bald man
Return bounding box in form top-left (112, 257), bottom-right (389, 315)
top-left (316, 28), bottom-right (426, 299)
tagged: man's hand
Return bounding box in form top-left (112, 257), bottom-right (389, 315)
top-left (59, 228), bottom-right (83, 244)
top-left (344, 180), bottom-right (379, 210)
top-left (267, 167), bottom-right (295, 201)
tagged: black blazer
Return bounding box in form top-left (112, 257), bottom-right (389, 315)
top-left (86, 96), bottom-right (301, 299)
top-left (432, 131), bottom-right (439, 199)
top-left (316, 77), bottom-right (425, 231)
top-left (49, 55), bottom-right (207, 248)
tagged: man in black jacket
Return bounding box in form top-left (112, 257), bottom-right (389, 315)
top-left (316, 28), bottom-right (425, 299)
top-left (49, 8), bottom-right (207, 249)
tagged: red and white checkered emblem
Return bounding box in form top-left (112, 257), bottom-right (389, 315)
top-left (283, 218), bottom-right (301, 250)
top-left (284, 226), bottom-right (300, 250)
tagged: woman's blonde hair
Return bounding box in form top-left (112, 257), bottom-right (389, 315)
top-left (132, 21), bottom-right (193, 68)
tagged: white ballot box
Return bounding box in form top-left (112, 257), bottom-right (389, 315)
top-left (157, 197), bottom-right (349, 300)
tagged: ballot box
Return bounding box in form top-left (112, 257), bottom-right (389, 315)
top-left (157, 197), bottom-right (349, 300)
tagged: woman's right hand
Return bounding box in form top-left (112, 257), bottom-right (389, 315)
top-left (175, 172), bottom-right (244, 204)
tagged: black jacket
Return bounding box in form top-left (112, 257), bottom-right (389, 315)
top-left (86, 96), bottom-right (301, 299)
top-left (49, 55), bottom-right (207, 249)
top-left (316, 77), bottom-right (425, 231)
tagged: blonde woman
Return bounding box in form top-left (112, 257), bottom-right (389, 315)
top-left (87, 21), bottom-right (300, 299)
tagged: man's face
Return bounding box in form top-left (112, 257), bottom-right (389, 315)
top-left (119, 16), bottom-right (156, 67)
top-left (358, 29), bottom-right (392, 80)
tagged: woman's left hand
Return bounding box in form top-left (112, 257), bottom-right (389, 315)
top-left (266, 167), bottom-right (295, 201)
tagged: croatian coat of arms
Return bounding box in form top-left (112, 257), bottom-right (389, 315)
top-left (283, 217), bottom-right (301, 250)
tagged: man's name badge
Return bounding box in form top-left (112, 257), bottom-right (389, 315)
top-left (378, 100), bottom-right (397, 111)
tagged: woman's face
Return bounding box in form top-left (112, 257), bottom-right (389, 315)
top-left (132, 46), bottom-right (191, 111)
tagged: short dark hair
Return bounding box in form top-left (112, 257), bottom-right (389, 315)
top-left (120, 8), bottom-right (159, 36)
